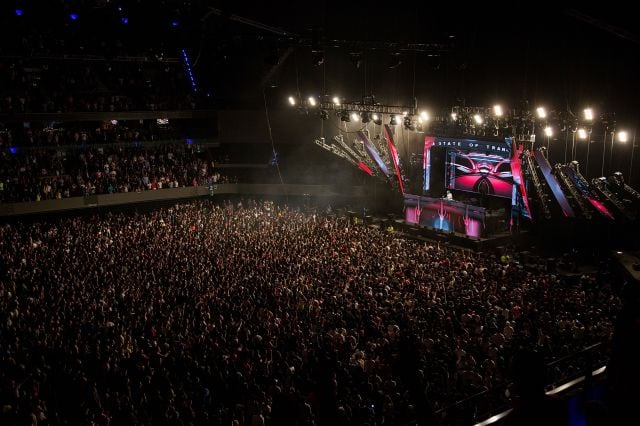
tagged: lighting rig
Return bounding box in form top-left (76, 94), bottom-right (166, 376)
top-left (290, 96), bottom-right (627, 146)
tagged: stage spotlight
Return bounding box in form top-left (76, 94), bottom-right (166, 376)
top-left (308, 97), bottom-right (317, 107)
top-left (288, 96), bottom-right (296, 106)
top-left (390, 115), bottom-right (400, 125)
top-left (69, 13), bottom-right (79, 20)
top-left (493, 104), bottom-right (503, 117)
top-left (618, 131), bottom-right (629, 142)
top-left (372, 114), bottom-right (382, 125)
top-left (451, 112), bottom-right (458, 121)
top-left (320, 110), bottom-right (330, 120)
top-left (402, 111), bottom-right (408, 116)
top-left (351, 112), bottom-right (360, 122)
top-left (544, 126), bottom-right (553, 137)
top-left (121, 17), bottom-right (129, 24)
top-left (15, 9), bottom-right (23, 16)
top-left (403, 116), bottom-right (413, 129)
top-left (171, 21), bottom-right (179, 27)
top-left (473, 114), bottom-right (483, 124)
top-left (583, 108), bottom-right (594, 121)
top-left (536, 107), bottom-right (547, 119)
top-left (420, 111), bottom-right (430, 121)
top-left (332, 96), bottom-right (340, 106)
top-left (361, 112), bottom-right (371, 123)
top-left (340, 111), bottom-right (350, 122)
top-left (578, 128), bottom-right (587, 139)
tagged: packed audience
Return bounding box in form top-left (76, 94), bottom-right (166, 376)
top-left (0, 122), bottom-right (179, 148)
top-left (0, 144), bottom-right (235, 202)
top-left (0, 201), bottom-right (620, 424)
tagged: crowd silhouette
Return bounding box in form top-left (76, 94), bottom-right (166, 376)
top-left (0, 200), bottom-right (620, 424)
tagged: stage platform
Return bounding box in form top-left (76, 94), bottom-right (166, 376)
top-left (389, 219), bottom-right (521, 251)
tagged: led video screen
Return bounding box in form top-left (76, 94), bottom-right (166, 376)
top-left (443, 139), bottom-right (513, 198)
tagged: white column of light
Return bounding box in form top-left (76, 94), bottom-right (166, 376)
top-left (628, 130), bottom-right (636, 185)
top-left (544, 126), bottom-right (553, 159)
top-left (601, 128), bottom-right (608, 176)
top-left (582, 108), bottom-right (593, 173)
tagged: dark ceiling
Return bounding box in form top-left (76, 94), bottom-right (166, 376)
top-left (2, 2), bottom-right (639, 122)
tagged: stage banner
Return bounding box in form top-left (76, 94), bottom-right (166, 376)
top-left (357, 161), bottom-right (373, 176)
top-left (384, 125), bottom-right (404, 194)
top-left (534, 150), bottom-right (575, 218)
top-left (509, 140), bottom-right (532, 219)
top-left (357, 131), bottom-right (390, 176)
top-left (423, 136), bottom-right (436, 191)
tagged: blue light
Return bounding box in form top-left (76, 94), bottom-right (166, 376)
top-left (181, 48), bottom-right (198, 93)
top-left (185, 138), bottom-right (193, 145)
top-left (15, 9), bottom-right (23, 16)
top-left (69, 13), bottom-right (78, 21)
top-left (121, 17), bottom-right (129, 24)
top-left (171, 21), bottom-right (179, 27)
top-left (9, 147), bottom-right (18, 155)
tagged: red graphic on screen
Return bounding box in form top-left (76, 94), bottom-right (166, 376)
top-left (446, 150), bottom-right (513, 198)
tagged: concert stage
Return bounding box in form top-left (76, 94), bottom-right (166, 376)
top-left (402, 194), bottom-right (509, 239)
top-left (390, 217), bottom-right (519, 251)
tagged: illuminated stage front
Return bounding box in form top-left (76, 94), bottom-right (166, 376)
top-left (404, 194), bottom-right (486, 238)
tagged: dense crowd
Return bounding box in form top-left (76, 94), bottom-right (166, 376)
top-left (0, 144), bottom-right (234, 202)
top-left (0, 121), bottom-right (182, 148)
top-left (0, 201), bottom-right (620, 424)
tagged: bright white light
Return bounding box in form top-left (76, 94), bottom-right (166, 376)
top-left (578, 128), bottom-right (587, 139)
top-left (451, 112), bottom-right (458, 121)
top-left (110, 120), bottom-right (118, 125)
top-left (544, 126), bottom-right (553, 137)
top-left (617, 131), bottom-right (629, 142)
top-left (372, 113), bottom-right (380, 121)
top-left (402, 111), bottom-right (408, 116)
top-left (420, 111), bottom-right (430, 121)
top-left (584, 108), bottom-right (594, 121)
top-left (493, 105), bottom-right (503, 117)
top-left (157, 118), bottom-right (169, 125)
top-left (332, 96), bottom-right (340, 105)
top-left (351, 112), bottom-right (360, 122)
top-left (308, 97), bottom-right (317, 107)
top-left (536, 107), bottom-right (547, 119)
top-left (395, 115), bottom-right (403, 125)
top-left (473, 114), bottom-right (483, 124)
top-left (288, 96), bottom-right (296, 106)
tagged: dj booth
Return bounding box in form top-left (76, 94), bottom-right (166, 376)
top-left (403, 194), bottom-right (505, 238)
